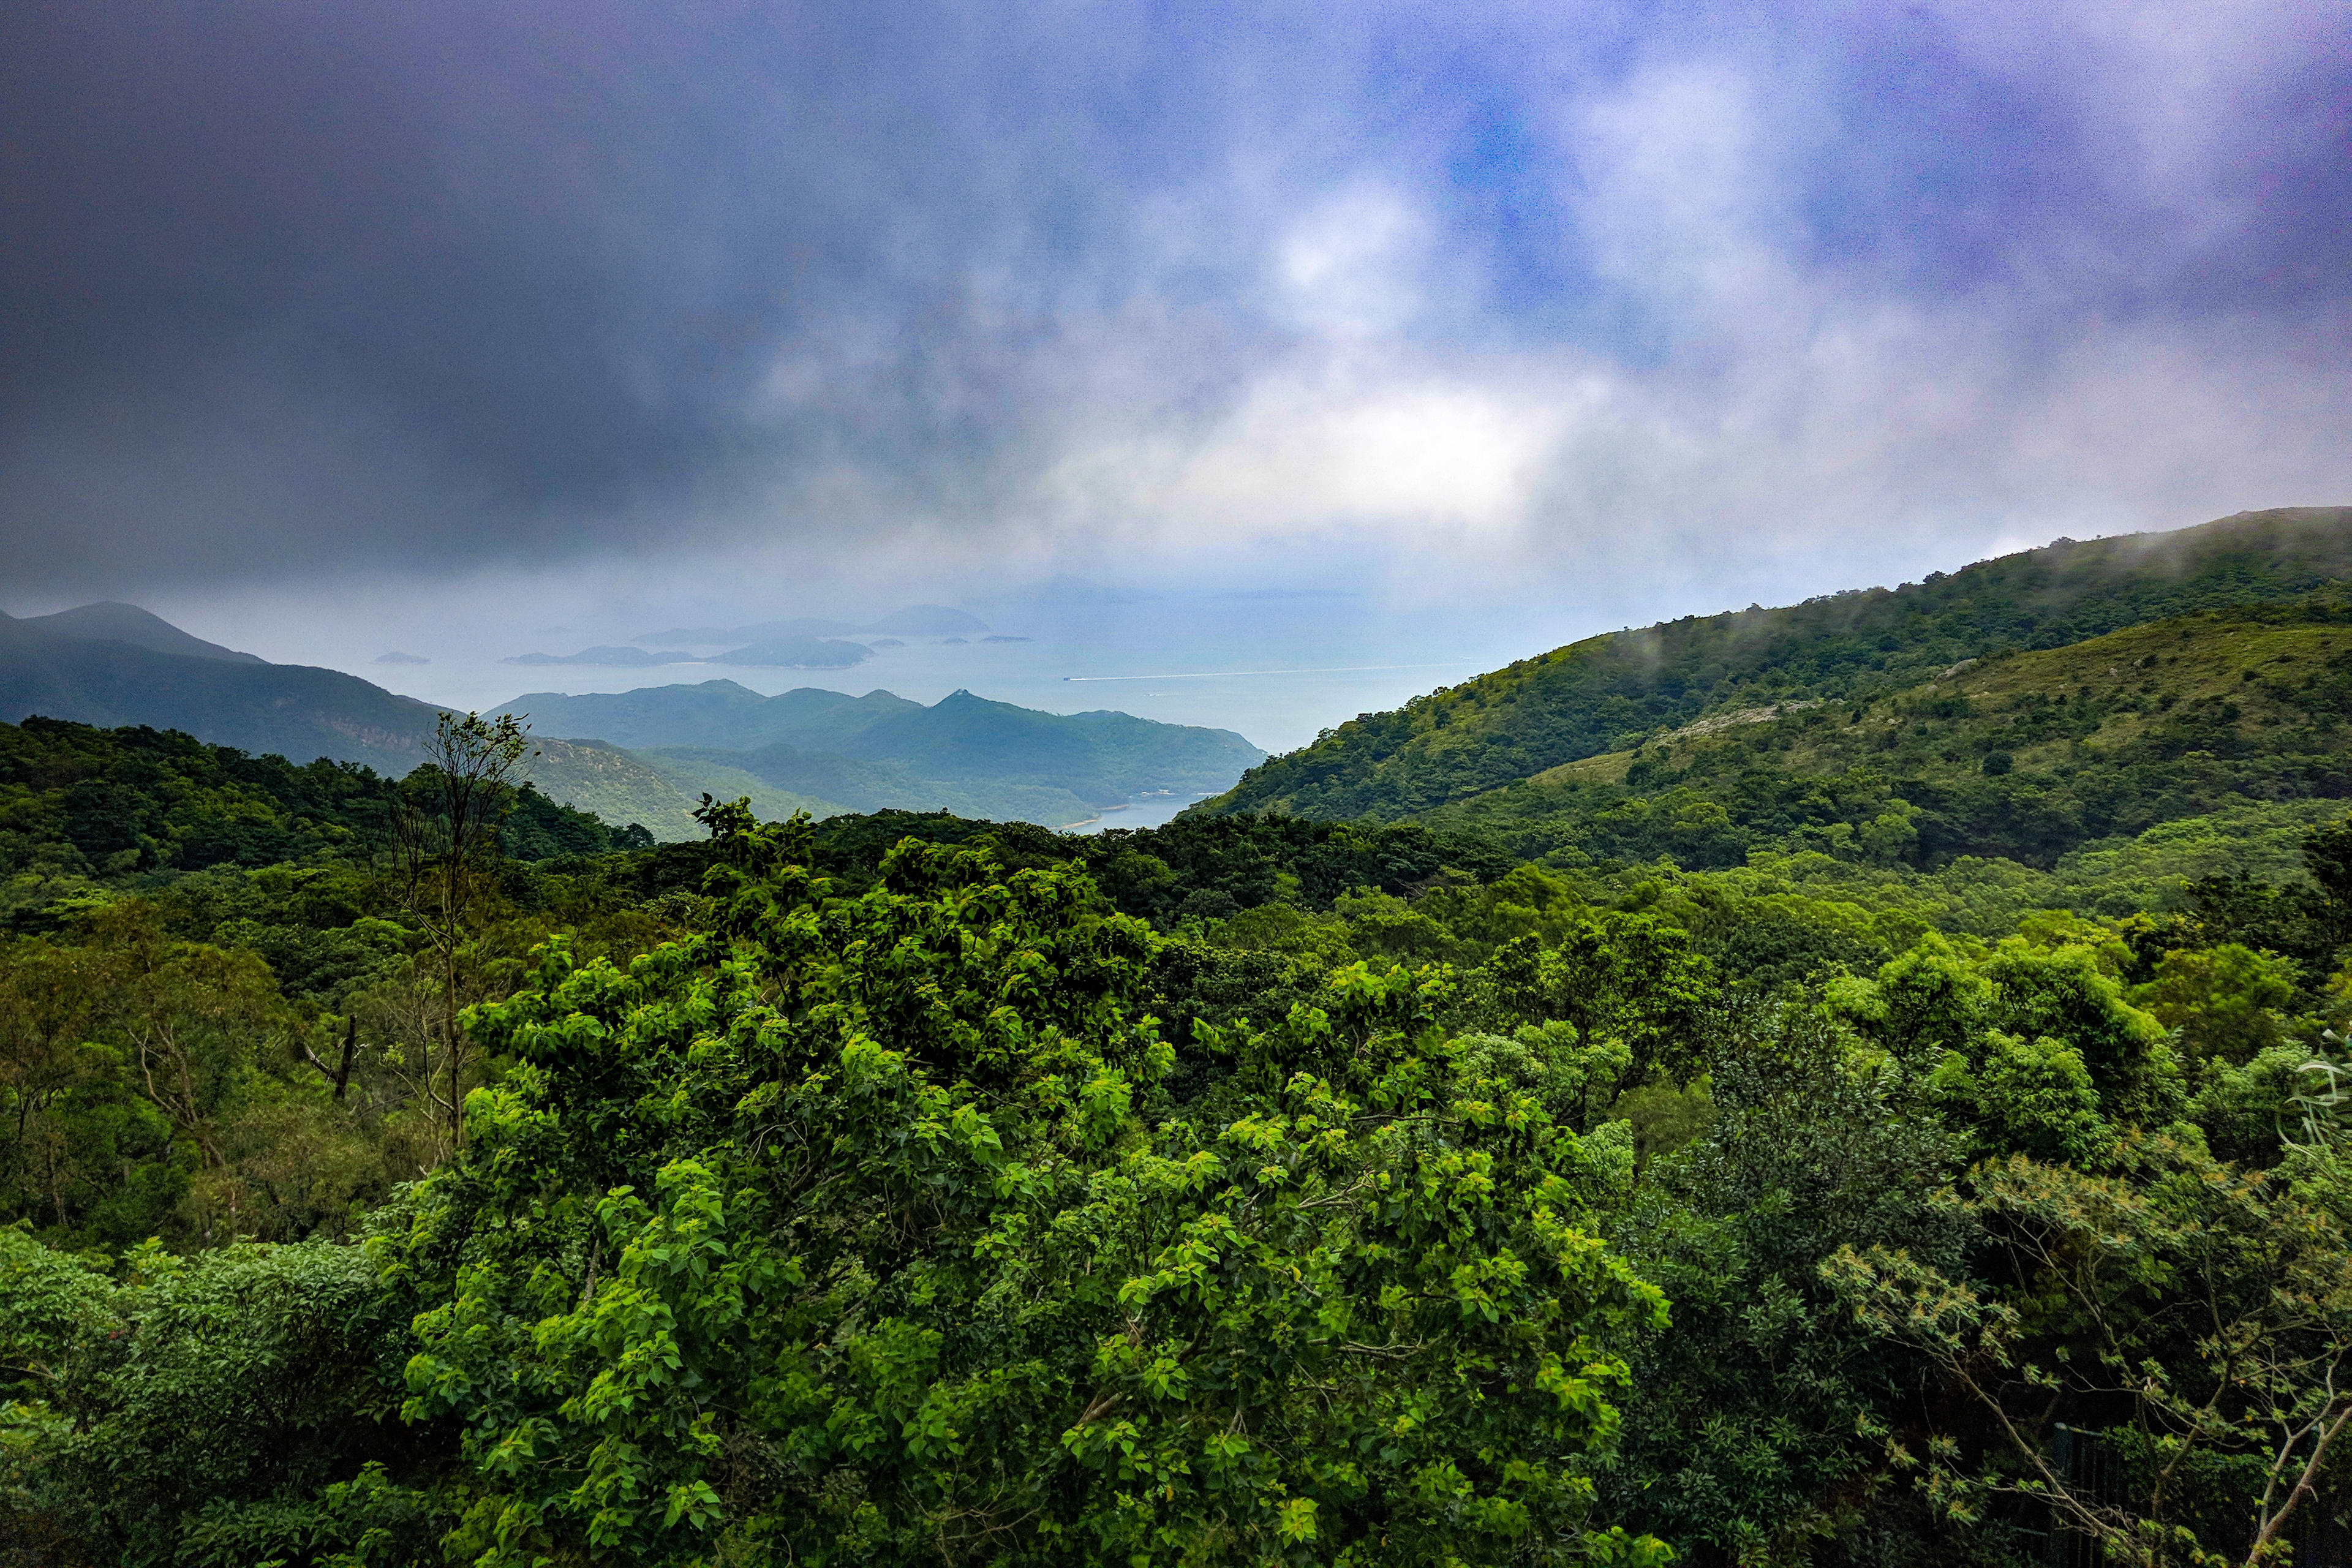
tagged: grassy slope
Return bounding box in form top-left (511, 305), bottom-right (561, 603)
top-left (528, 739), bottom-right (710, 840)
top-left (635, 751), bottom-right (857, 831)
top-left (1419, 603), bottom-right (2352, 871)
top-left (1199, 507), bottom-right (2352, 822)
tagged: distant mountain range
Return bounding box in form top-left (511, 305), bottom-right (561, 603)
top-left (0, 605), bottom-right (1264, 837)
top-left (492, 682), bottom-right (921, 750)
top-left (494, 682), bottom-right (1264, 831)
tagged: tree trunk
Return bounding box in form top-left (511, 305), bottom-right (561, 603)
top-left (333, 1011), bottom-right (356, 1100)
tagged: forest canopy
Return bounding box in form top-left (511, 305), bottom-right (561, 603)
top-left (3, 698), bottom-right (2351, 1564)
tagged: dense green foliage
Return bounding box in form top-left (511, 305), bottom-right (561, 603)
top-left (0, 719), bottom-right (669, 1252)
top-left (374, 805), bottom-right (1672, 1567)
top-left (1205, 507), bottom-right (2352, 823)
top-left (2, 775), bottom-right (2346, 1565)
top-left (10, 523), bottom-right (2352, 1566)
top-left (1, 718), bottom-right (639, 891)
top-left (0, 1227), bottom-right (447, 1566)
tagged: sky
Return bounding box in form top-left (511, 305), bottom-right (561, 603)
top-left (4, 0), bottom-right (2348, 748)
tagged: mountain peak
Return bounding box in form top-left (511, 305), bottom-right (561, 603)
top-left (21, 602), bottom-right (265, 663)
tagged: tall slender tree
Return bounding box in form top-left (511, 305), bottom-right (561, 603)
top-left (389, 710), bottom-right (533, 1153)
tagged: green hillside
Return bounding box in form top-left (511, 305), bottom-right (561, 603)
top-left (1201, 507), bottom-right (2352, 822)
top-left (527, 737), bottom-right (712, 839)
top-left (4, 706), bottom-right (2350, 1566)
top-left (1416, 598), bottom-right (2352, 872)
top-left (645, 743), bottom-right (1102, 829)
top-left (0, 716), bottom-right (641, 902)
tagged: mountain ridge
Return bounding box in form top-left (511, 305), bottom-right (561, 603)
top-left (494, 682), bottom-right (1262, 805)
top-left (1411, 596), bottom-right (2352, 873)
top-left (12, 602), bottom-right (266, 664)
top-left (492, 681), bottom-right (922, 752)
top-left (505, 681), bottom-right (1266, 829)
top-left (0, 612), bottom-right (444, 772)
top-left (1196, 506), bottom-right (2352, 824)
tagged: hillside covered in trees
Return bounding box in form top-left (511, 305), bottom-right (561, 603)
top-left (6, 513), bottom-right (2352, 1567)
top-left (1201, 507), bottom-right (2352, 824)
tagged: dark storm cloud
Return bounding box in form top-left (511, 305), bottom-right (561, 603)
top-left (2, 0), bottom-right (2347, 595)
top-left (2, 2), bottom-right (1098, 543)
